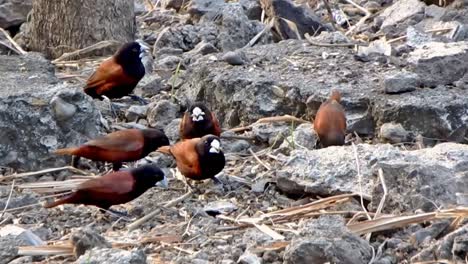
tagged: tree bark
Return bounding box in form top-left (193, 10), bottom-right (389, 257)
top-left (28, 0), bottom-right (135, 59)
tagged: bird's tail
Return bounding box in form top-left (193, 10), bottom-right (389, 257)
top-left (156, 146), bottom-right (172, 155)
top-left (53, 147), bottom-right (77, 156)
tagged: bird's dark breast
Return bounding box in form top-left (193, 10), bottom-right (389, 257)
top-left (200, 154), bottom-right (226, 180)
top-left (121, 60), bottom-right (145, 81)
top-left (186, 121), bottom-right (215, 138)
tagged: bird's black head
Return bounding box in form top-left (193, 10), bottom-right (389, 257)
top-left (187, 102), bottom-right (212, 123)
top-left (141, 129), bottom-right (170, 156)
top-left (195, 134), bottom-right (226, 178)
top-left (131, 164), bottom-right (166, 191)
top-left (114, 41), bottom-right (153, 78)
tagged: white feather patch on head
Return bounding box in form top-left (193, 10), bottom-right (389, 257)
top-left (191, 106), bottom-right (206, 121)
top-left (136, 39), bottom-right (153, 74)
top-left (209, 139), bottom-right (221, 153)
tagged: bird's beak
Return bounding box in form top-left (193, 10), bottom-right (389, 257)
top-left (191, 113), bottom-right (205, 121)
top-left (209, 145), bottom-right (221, 154)
top-left (156, 174), bottom-right (168, 189)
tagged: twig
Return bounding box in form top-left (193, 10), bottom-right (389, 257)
top-left (322, 0), bottom-right (338, 31)
top-left (344, 0), bottom-right (371, 36)
top-left (374, 168), bottom-right (387, 219)
top-left (304, 33), bottom-right (368, 47)
top-left (220, 135), bottom-right (256, 141)
top-left (0, 27), bottom-right (27, 54)
top-left (352, 143), bottom-right (372, 221)
top-left (248, 148), bottom-right (271, 170)
top-left (244, 18), bottom-right (275, 48)
top-left (0, 40), bottom-right (22, 54)
top-left (127, 190), bottom-right (194, 231)
top-left (229, 115), bottom-right (308, 133)
top-left (3, 203), bottom-right (41, 213)
top-left (0, 180), bottom-right (15, 219)
top-left (1, 166), bottom-right (88, 182)
top-left (52, 40), bottom-right (120, 63)
top-left (387, 27), bottom-right (454, 44)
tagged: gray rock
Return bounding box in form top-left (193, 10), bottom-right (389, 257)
top-left (177, 39), bottom-right (468, 141)
top-left (76, 248), bottom-right (146, 264)
top-left (70, 228), bottom-right (111, 257)
top-left (147, 100), bottom-right (180, 129)
top-left (220, 131), bottom-right (251, 154)
top-left (138, 76), bottom-right (169, 97)
top-left (0, 235), bottom-right (19, 264)
top-left (186, 41), bottom-right (219, 56)
top-left (406, 26), bottom-right (433, 47)
top-left (238, 252), bottom-right (262, 264)
top-left (251, 123), bottom-right (290, 148)
top-left (0, 225), bottom-right (45, 264)
top-left (412, 224), bottom-right (468, 262)
top-left (164, 118), bottom-right (182, 143)
top-left (7, 256), bottom-right (33, 264)
top-left (203, 200), bottom-right (238, 215)
top-left (222, 50), bottom-right (249, 65)
top-left (408, 41), bottom-right (468, 87)
top-left (239, 0), bottom-right (262, 20)
top-left (157, 55), bottom-right (182, 71)
top-left (312, 31), bottom-right (351, 44)
top-left (275, 143), bottom-right (468, 212)
top-left (383, 71), bottom-right (420, 94)
top-left (279, 123), bottom-right (318, 151)
top-left (283, 215), bottom-right (372, 264)
top-left (424, 4), bottom-right (446, 19)
top-left (0, 0), bottom-right (32, 29)
top-left (379, 122), bottom-right (411, 143)
top-left (125, 105), bottom-right (148, 122)
top-left (379, 0), bottom-right (425, 30)
top-left (0, 54), bottom-right (102, 170)
top-left (188, 0), bottom-right (226, 20)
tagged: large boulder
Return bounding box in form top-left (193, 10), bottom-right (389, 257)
top-left (0, 54), bottom-right (102, 171)
top-left (176, 39), bottom-right (468, 141)
top-left (274, 143), bottom-right (468, 214)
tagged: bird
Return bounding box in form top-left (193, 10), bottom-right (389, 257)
top-left (157, 134), bottom-right (225, 187)
top-left (54, 128), bottom-right (169, 171)
top-left (44, 164), bottom-right (167, 214)
top-left (83, 40), bottom-right (153, 104)
top-left (313, 90), bottom-right (347, 147)
top-left (179, 102), bottom-right (222, 140)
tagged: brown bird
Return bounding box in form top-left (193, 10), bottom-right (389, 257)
top-left (44, 165), bottom-right (167, 213)
top-left (84, 40), bottom-right (152, 103)
top-left (54, 128), bottom-right (169, 171)
top-left (313, 90), bottom-right (347, 147)
top-left (158, 135), bottom-right (225, 186)
top-left (180, 102), bottom-right (222, 140)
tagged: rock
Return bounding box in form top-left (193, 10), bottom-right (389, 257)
top-left (371, 143), bottom-right (468, 213)
top-left (221, 131), bottom-right (251, 154)
top-left (125, 105), bottom-right (148, 122)
top-left (0, 193), bottom-right (37, 210)
top-left (163, 118), bottom-right (182, 143)
top-left (0, 54), bottom-right (102, 170)
top-left (379, 0), bottom-right (426, 31)
top-left (252, 123), bottom-right (290, 148)
top-left (222, 50), bottom-right (249, 66)
top-left (412, 224), bottom-right (468, 262)
top-left (162, 0), bottom-right (186, 11)
top-left (406, 26), bottom-right (433, 47)
top-left (383, 71), bottom-right (420, 94)
top-left (0, 0), bottom-right (32, 30)
top-left (138, 76), bottom-right (170, 98)
top-left (379, 122), bottom-right (411, 143)
top-left (188, 0), bottom-right (226, 21)
top-left (279, 123), bottom-right (318, 151)
top-left (312, 31), bottom-right (351, 44)
top-left (408, 41), bottom-right (468, 87)
top-left (410, 220), bottom-right (451, 246)
top-left (263, 0), bottom-right (329, 39)
top-left (186, 41), bottom-right (219, 56)
top-left (76, 248), bottom-right (146, 264)
top-left (147, 100), bottom-right (180, 129)
top-left (283, 215), bottom-right (372, 264)
top-left (204, 200), bottom-right (238, 215)
top-left (155, 3), bottom-right (271, 53)
top-left (357, 39), bottom-right (393, 57)
top-left (0, 225), bottom-right (45, 264)
top-left (177, 39), bottom-right (468, 141)
top-left (7, 256), bottom-right (33, 264)
top-left (240, 0), bottom-right (262, 20)
top-left (238, 252), bottom-right (263, 264)
top-left (70, 228), bottom-right (111, 257)
top-left (424, 4), bottom-right (446, 19)
top-left (275, 143), bottom-right (468, 212)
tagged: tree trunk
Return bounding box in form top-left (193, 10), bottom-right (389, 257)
top-left (28, 0), bottom-right (135, 59)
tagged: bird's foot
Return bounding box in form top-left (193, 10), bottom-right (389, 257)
top-left (129, 95), bottom-right (148, 105)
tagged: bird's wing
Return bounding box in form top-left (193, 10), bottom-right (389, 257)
top-left (77, 171), bottom-right (134, 195)
top-left (170, 138), bottom-right (201, 177)
top-left (85, 129), bottom-right (144, 152)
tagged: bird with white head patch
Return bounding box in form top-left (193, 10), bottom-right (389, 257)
top-left (180, 102), bottom-right (222, 140)
top-left (157, 134), bottom-right (225, 189)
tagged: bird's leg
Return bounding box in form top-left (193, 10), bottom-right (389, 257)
top-left (71, 156), bottom-right (80, 168)
top-left (129, 94), bottom-right (149, 105)
top-left (112, 162), bottom-right (123, 171)
top-left (211, 177), bottom-right (224, 186)
top-left (102, 96), bottom-right (117, 119)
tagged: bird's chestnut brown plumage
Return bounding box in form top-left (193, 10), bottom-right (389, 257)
top-left (84, 40), bottom-right (152, 100)
top-left (180, 102), bottom-right (222, 140)
top-left (313, 90), bottom-right (347, 147)
top-left (157, 135), bottom-right (225, 183)
top-left (43, 165), bottom-right (166, 211)
top-left (54, 128), bottom-right (169, 171)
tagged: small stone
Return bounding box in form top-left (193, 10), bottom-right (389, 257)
top-left (164, 118), bottom-right (182, 143)
top-left (70, 228), bottom-right (111, 257)
top-left (76, 248), bottom-right (146, 264)
top-left (222, 50), bottom-right (249, 66)
top-left (157, 55), bottom-right (182, 71)
top-left (187, 41), bottom-right (219, 56)
top-left (383, 71), bottom-right (420, 94)
top-left (379, 0), bottom-right (425, 30)
top-left (147, 100), bottom-right (180, 129)
top-left (238, 251), bottom-right (263, 264)
top-left (252, 123), bottom-right (290, 148)
top-left (424, 4), bottom-right (446, 19)
top-left (50, 96), bottom-right (77, 121)
top-left (406, 27), bottom-right (433, 48)
top-left (203, 200), bottom-right (238, 215)
top-left (280, 123), bottom-right (318, 150)
top-left (139, 76), bottom-right (169, 97)
top-left (379, 123), bottom-right (410, 143)
top-left (125, 105), bottom-right (148, 122)
top-left (240, 0), bottom-right (262, 20)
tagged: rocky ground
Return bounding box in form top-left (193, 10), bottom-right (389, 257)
top-left (1, 0), bottom-right (468, 263)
